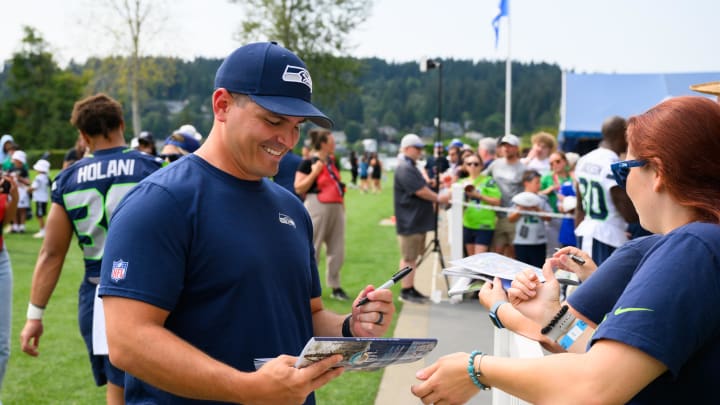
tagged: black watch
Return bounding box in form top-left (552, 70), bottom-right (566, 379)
top-left (488, 300), bottom-right (507, 329)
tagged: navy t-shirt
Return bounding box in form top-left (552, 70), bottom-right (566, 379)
top-left (273, 151), bottom-right (302, 197)
top-left (591, 222), bottom-right (720, 404)
top-left (100, 154), bottom-right (321, 404)
top-left (52, 146), bottom-right (162, 278)
top-left (568, 234), bottom-right (661, 325)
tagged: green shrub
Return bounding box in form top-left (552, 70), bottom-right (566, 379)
top-left (24, 149), bottom-right (67, 170)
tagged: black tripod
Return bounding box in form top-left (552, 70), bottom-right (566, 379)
top-left (416, 59), bottom-right (449, 295)
top-left (415, 152), bottom-right (449, 294)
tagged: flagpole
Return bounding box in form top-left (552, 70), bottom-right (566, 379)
top-left (504, 2), bottom-right (512, 136)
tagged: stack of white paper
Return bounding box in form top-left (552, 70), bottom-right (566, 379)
top-left (442, 252), bottom-right (544, 296)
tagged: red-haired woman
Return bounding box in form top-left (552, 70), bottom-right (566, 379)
top-left (411, 96), bottom-right (720, 405)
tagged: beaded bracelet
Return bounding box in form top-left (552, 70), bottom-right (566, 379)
top-left (541, 305), bottom-right (576, 341)
top-left (467, 350), bottom-right (491, 391)
top-left (541, 305), bottom-right (568, 334)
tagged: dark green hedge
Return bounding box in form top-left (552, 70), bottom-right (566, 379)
top-left (25, 149), bottom-right (67, 171)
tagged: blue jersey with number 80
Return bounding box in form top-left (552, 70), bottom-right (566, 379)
top-left (51, 147), bottom-right (162, 278)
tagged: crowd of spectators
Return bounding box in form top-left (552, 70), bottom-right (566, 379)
top-left (1, 44), bottom-right (718, 404)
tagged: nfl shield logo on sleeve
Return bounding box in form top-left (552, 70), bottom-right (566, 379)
top-left (111, 260), bottom-right (129, 282)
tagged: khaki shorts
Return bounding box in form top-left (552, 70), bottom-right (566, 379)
top-left (491, 217), bottom-right (516, 249)
top-left (398, 233), bottom-right (427, 262)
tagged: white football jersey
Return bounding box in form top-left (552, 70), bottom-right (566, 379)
top-left (574, 147), bottom-right (628, 248)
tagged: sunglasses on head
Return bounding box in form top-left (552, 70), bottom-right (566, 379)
top-left (610, 159), bottom-right (646, 189)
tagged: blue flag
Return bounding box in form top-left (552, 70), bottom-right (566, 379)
top-left (492, 0), bottom-right (508, 48)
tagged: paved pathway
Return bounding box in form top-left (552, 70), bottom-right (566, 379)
top-left (375, 213), bottom-right (494, 405)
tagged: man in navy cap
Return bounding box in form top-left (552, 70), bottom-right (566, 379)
top-left (99, 42), bottom-right (395, 404)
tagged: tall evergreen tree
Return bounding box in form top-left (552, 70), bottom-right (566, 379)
top-left (0, 26), bottom-right (87, 149)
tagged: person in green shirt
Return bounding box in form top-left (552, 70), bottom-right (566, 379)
top-left (540, 151), bottom-right (574, 254)
top-left (458, 153), bottom-right (502, 256)
top-left (539, 151), bottom-right (573, 212)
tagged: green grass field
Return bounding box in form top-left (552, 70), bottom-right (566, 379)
top-left (2, 171), bottom-right (400, 404)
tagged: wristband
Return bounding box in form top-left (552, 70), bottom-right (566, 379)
top-left (558, 319), bottom-right (588, 350)
top-left (27, 302), bottom-right (45, 320)
top-left (467, 350), bottom-right (491, 391)
top-left (541, 305), bottom-right (576, 341)
top-left (341, 315), bottom-right (354, 337)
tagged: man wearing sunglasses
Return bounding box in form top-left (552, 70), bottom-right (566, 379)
top-left (574, 116), bottom-right (638, 265)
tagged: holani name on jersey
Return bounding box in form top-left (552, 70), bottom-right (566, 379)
top-left (76, 159), bottom-right (137, 183)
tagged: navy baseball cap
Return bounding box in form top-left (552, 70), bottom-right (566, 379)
top-left (214, 42), bottom-right (333, 129)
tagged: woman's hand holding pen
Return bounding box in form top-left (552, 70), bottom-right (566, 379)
top-left (350, 286), bottom-right (395, 337)
top-left (550, 247), bottom-right (597, 282)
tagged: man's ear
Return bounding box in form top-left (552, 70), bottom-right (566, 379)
top-left (213, 89), bottom-right (233, 121)
top-left (80, 132), bottom-right (93, 150)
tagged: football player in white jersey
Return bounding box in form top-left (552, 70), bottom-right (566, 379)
top-left (574, 116), bottom-right (638, 264)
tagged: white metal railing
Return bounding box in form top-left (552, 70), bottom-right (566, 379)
top-left (447, 183), bottom-right (544, 405)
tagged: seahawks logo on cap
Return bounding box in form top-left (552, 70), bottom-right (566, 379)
top-left (282, 65), bottom-right (313, 92)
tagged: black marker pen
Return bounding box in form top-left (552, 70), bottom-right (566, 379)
top-left (555, 248), bottom-right (586, 265)
top-left (356, 266), bottom-right (413, 307)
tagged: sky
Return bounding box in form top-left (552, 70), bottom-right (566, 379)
top-left (1, 0), bottom-right (719, 74)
